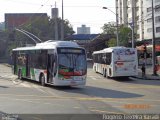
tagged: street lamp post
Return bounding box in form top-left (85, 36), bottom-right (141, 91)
top-left (131, 0), bottom-right (135, 48)
top-left (151, 0), bottom-right (157, 75)
top-left (103, 6), bottom-right (136, 48)
top-left (103, 7), bottom-right (119, 46)
top-left (61, 0), bottom-right (64, 41)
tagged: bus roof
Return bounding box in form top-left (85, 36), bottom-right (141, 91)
top-left (12, 40), bottom-right (80, 51)
top-left (93, 46), bottom-right (136, 54)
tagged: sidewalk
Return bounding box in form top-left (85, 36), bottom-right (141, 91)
top-left (130, 66), bottom-right (160, 80)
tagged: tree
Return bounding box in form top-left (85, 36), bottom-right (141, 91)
top-left (118, 25), bottom-right (132, 46)
top-left (8, 30), bottom-right (16, 41)
top-left (101, 22), bottom-right (116, 34)
top-left (107, 38), bottom-right (117, 47)
top-left (0, 31), bottom-right (8, 58)
top-left (23, 17), bottom-right (75, 41)
top-left (102, 23), bottom-right (131, 47)
top-left (3, 17), bottom-right (75, 61)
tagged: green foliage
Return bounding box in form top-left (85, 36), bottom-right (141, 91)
top-left (0, 31), bottom-right (8, 57)
top-left (101, 22), bottom-right (116, 34)
top-left (107, 38), bottom-right (117, 47)
top-left (8, 30), bottom-right (16, 41)
top-left (102, 23), bottom-right (131, 47)
top-left (0, 17), bottom-right (75, 59)
top-left (118, 25), bottom-right (131, 46)
top-left (7, 42), bottom-right (17, 56)
top-left (21, 17), bottom-right (75, 42)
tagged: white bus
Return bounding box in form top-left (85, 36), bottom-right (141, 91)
top-left (92, 47), bottom-right (138, 77)
top-left (12, 40), bottom-right (87, 86)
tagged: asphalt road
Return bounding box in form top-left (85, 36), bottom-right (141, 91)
top-left (0, 63), bottom-right (160, 120)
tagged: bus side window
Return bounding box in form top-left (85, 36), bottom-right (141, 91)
top-left (106, 53), bottom-right (111, 65)
top-left (31, 51), bottom-right (38, 68)
top-left (17, 53), bottom-right (26, 66)
top-left (102, 53), bottom-right (106, 64)
top-left (39, 50), bottom-right (47, 69)
top-left (93, 54), bottom-right (97, 63)
top-left (30, 50), bottom-right (34, 68)
top-left (97, 54), bottom-right (100, 63)
top-left (100, 53), bottom-right (103, 64)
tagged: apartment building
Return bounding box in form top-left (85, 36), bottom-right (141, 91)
top-left (144, 0), bottom-right (160, 40)
top-left (116, 0), bottom-right (160, 41)
top-left (77, 25), bottom-right (90, 34)
top-left (116, 0), bottom-right (128, 25)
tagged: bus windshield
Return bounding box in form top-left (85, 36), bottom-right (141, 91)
top-left (57, 48), bottom-right (86, 77)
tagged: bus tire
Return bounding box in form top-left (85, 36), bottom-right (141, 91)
top-left (105, 69), bottom-right (109, 78)
top-left (18, 69), bottom-right (22, 80)
top-left (103, 69), bottom-right (106, 77)
top-left (109, 68), bottom-right (112, 77)
top-left (40, 73), bottom-right (45, 86)
top-left (94, 66), bottom-right (96, 72)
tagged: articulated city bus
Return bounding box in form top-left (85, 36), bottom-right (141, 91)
top-left (12, 40), bottom-right (87, 86)
top-left (92, 47), bottom-right (138, 77)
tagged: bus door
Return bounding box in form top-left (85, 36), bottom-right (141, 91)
top-left (26, 54), bottom-right (30, 78)
top-left (47, 50), bottom-right (56, 83)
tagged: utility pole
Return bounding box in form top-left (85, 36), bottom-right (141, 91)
top-left (115, 1), bottom-right (119, 46)
top-left (61, 0), bottom-right (64, 41)
top-left (131, 0), bottom-right (135, 48)
top-left (54, 2), bottom-right (58, 40)
top-left (151, 0), bottom-right (157, 75)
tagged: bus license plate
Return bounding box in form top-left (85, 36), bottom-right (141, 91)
top-left (74, 76), bottom-right (80, 81)
top-left (70, 81), bottom-right (77, 86)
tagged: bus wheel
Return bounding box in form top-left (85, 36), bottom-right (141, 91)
top-left (40, 74), bottom-right (45, 86)
top-left (94, 66), bottom-right (96, 72)
top-left (103, 69), bottom-right (106, 77)
top-left (105, 69), bottom-right (109, 78)
top-left (18, 69), bottom-right (22, 80)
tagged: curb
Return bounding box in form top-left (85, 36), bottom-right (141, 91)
top-left (129, 76), bottom-right (160, 81)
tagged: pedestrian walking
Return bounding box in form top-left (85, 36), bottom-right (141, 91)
top-left (141, 62), bottom-right (146, 78)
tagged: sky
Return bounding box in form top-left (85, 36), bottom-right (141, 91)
top-left (0, 0), bottom-right (116, 34)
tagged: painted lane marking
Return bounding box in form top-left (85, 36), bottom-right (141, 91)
top-left (0, 96), bottom-right (65, 107)
top-left (90, 109), bottom-right (124, 114)
top-left (0, 93), bottom-right (159, 103)
top-left (92, 77), bottom-right (97, 80)
top-left (20, 83), bottom-right (32, 88)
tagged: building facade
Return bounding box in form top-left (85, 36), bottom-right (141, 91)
top-left (116, 0), bottom-right (128, 25)
top-left (143, 0), bottom-right (160, 40)
top-left (77, 25), bottom-right (90, 34)
top-left (116, 0), bottom-right (160, 41)
top-left (0, 22), bottom-right (5, 30)
top-left (5, 13), bottom-right (48, 30)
